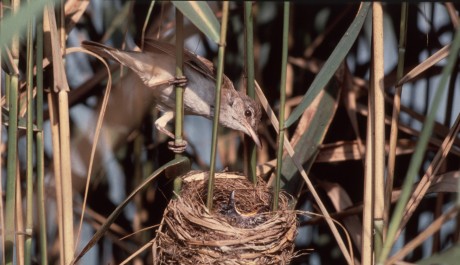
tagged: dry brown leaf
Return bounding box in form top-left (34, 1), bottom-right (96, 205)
top-left (289, 62), bottom-right (343, 150)
top-left (319, 181), bottom-right (363, 253)
top-left (67, 46), bottom-right (113, 251)
top-left (256, 160), bottom-right (276, 179)
top-left (445, 3), bottom-right (460, 28)
top-left (303, 6), bottom-right (353, 58)
top-left (387, 207), bottom-right (459, 265)
top-left (397, 44), bottom-right (450, 86)
top-left (316, 139), bottom-right (416, 163)
top-left (399, 113), bottom-right (460, 237)
top-left (255, 81), bottom-right (354, 265)
top-left (356, 103), bottom-right (460, 157)
top-left (284, 63), bottom-right (294, 124)
top-left (64, 0), bottom-right (90, 34)
top-left (342, 64), bottom-right (366, 160)
top-left (289, 84), bottom-right (326, 148)
top-left (427, 170), bottom-right (460, 193)
top-left (304, 171), bottom-right (457, 226)
top-left (383, 92), bottom-right (460, 147)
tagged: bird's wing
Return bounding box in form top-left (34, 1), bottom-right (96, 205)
top-left (143, 38), bottom-right (217, 81)
top-left (82, 40), bottom-right (119, 59)
top-left (82, 40), bottom-right (163, 85)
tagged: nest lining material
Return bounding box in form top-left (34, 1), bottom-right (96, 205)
top-left (153, 171), bottom-right (297, 264)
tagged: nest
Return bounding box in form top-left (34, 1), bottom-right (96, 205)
top-left (153, 171), bottom-right (297, 265)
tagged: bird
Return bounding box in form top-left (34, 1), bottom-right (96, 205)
top-left (220, 190), bottom-right (268, 228)
top-left (81, 39), bottom-right (262, 152)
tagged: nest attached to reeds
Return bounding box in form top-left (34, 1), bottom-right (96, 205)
top-left (153, 171), bottom-right (297, 265)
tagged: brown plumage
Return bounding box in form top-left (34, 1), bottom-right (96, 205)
top-left (82, 40), bottom-right (261, 147)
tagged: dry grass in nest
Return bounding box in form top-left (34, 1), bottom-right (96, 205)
top-left (152, 171), bottom-right (297, 264)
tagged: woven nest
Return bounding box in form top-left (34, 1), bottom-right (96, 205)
top-left (153, 171), bottom-right (297, 265)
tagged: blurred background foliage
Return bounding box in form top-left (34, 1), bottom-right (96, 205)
top-left (2, 1), bottom-right (460, 264)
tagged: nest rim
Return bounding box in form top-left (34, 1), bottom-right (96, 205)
top-left (153, 171), bottom-right (298, 265)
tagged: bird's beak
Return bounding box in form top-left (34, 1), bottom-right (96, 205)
top-left (243, 122), bottom-right (262, 148)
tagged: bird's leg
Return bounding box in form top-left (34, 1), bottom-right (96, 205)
top-left (167, 76), bottom-right (188, 153)
top-left (148, 76), bottom-right (188, 88)
top-left (155, 111), bottom-right (175, 139)
top-left (168, 75), bottom-right (188, 88)
top-left (168, 140), bottom-right (187, 154)
top-left (155, 111), bottom-right (188, 153)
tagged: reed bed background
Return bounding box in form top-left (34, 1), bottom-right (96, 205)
top-left (1, 1), bottom-right (460, 265)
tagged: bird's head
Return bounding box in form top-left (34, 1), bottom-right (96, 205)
top-left (220, 91), bottom-right (262, 148)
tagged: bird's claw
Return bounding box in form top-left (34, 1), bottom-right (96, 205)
top-left (169, 75), bottom-right (188, 88)
top-left (168, 139), bottom-right (188, 154)
top-left (155, 111), bottom-right (175, 138)
top-left (155, 111), bottom-right (188, 153)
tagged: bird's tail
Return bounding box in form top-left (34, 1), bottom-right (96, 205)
top-left (81, 41), bottom-right (115, 58)
top-left (81, 41), bottom-right (155, 83)
top-left (81, 41), bottom-right (136, 67)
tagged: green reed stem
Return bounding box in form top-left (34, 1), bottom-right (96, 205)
top-left (207, 2), bottom-right (229, 210)
top-left (35, 16), bottom-right (48, 264)
top-left (25, 6), bottom-right (35, 265)
top-left (273, 2), bottom-right (290, 211)
top-left (243, 1), bottom-right (257, 184)
top-left (5, 1), bottom-right (20, 263)
top-left (384, 1), bottom-right (408, 235)
top-left (174, 9), bottom-right (185, 157)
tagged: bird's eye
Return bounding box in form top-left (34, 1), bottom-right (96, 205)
top-left (244, 110), bottom-right (252, 117)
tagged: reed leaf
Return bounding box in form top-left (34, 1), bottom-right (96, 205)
top-left (280, 75), bottom-right (341, 197)
top-left (0, 0), bottom-right (57, 48)
top-left (285, 3), bottom-right (370, 128)
top-left (71, 157), bottom-right (189, 264)
top-left (378, 15), bottom-right (460, 265)
top-left (255, 82), bottom-right (354, 265)
top-left (417, 242), bottom-right (460, 265)
top-left (172, 1), bottom-right (220, 44)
